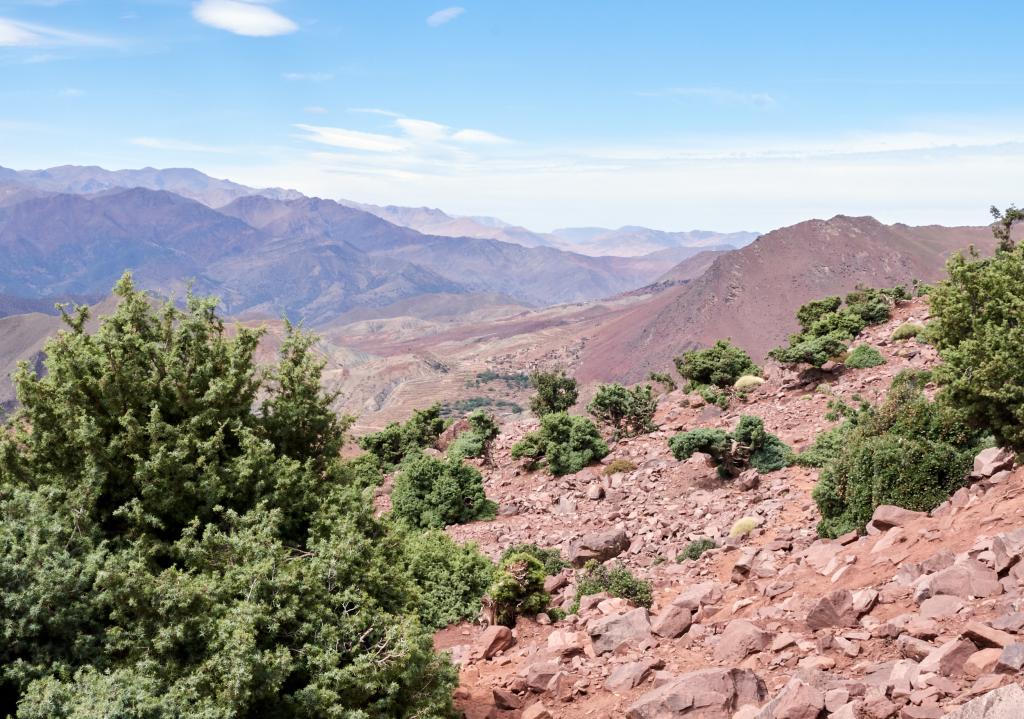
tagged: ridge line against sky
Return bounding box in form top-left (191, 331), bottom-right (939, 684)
top-left (2, 1), bottom-right (1024, 232)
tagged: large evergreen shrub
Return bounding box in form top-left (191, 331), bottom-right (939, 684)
top-left (929, 242), bottom-right (1024, 450)
top-left (391, 452), bottom-right (496, 529)
top-left (510, 412), bottom-right (609, 476)
top-left (528, 369), bottom-right (579, 416)
top-left (0, 275), bottom-right (459, 718)
top-left (587, 383), bottom-right (658, 438)
top-left (812, 372), bottom-right (984, 537)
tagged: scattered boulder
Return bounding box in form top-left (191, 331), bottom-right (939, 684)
top-left (588, 608), bottom-right (652, 655)
top-left (521, 702), bottom-right (552, 719)
top-left (943, 683), bottom-right (1024, 718)
top-left (869, 505), bottom-right (925, 532)
top-left (970, 447), bottom-right (1014, 480)
top-left (914, 560), bottom-right (1002, 602)
top-left (652, 603), bottom-right (693, 638)
top-left (713, 619), bottom-right (771, 662)
top-left (473, 625), bottom-right (514, 660)
top-left (918, 638), bottom-right (977, 677)
top-left (626, 668), bottom-right (767, 719)
top-left (806, 589), bottom-right (859, 630)
top-left (569, 528), bottom-right (630, 566)
top-left (754, 677), bottom-right (826, 719)
top-left (605, 657), bottom-right (664, 692)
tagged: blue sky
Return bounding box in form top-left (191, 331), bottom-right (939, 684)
top-left (2, 1), bottom-right (1024, 232)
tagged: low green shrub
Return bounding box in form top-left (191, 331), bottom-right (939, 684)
top-left (486, 551), bottom-right (550, 627)
top-left (587, 383), bottom-right (658, 438)
top-left (391, 453), bottom-right (496, 529)
top-left (647, 371), bottom-right (677, 392)
top-left (771, 287), bottom-right (901, 368)
top-left (812, 372), bottom-right (985, 537)
top-left (845, 344), bottom-right (886, 369)
top-left (678, 538), bottom-right (717, 561)
top-left (891, 323), bottom-right (924, 341)
top-left (571, 560), bottom-right (652, 613)
top-left (510, 412), bottom-right (609, 476)
top-left (674, 340), bottom-right (760, 388)
top-left (500, 543), bottom-right (568, 577)
top-left (358, 404), bottom-right (445, 467)
top-left (669, 415), bottom-right (793, 477)
top-left (528, 370), bottom-right (578, 416)
top-left (603, 458), bottom-right (637, 475)
top-left (447, 410), bottom-right (500, 460)
top-left (402, 530), bottom-right (496, 630)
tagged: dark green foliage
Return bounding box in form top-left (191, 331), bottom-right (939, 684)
top-left (647, 371), bottom-right (677, 392)
top-left (669, 416), bottom-right (792, 477)
top-left (447, 410), bottom-right (500, 461)
top-left (442, 396), bottom-right (523, 416)
top-left (571, 561), bottom-right (652, 613)
top-left (500, 543), bottom-right (568, 577)
top-left (391, 452), bottom-right (496, 529)
top-left (472, 371), bottom-right (530, 389)
top-left (769, 330), bottom-right (851, 368)
top-left (812, 373), bottom-right (984, 537)
top-left (990, 204), bottom-right (1024, 251)
top-left (486, 552), bottom-right (550, 627)
top-left (929, 243), bottom-right (1024, 450)
top-left (771, 287), bottom-right (899, 367)
top-left (587, 383), bottom-right (658, 438)
top-left (528, 369), bottom-right (579, 416)
top-left (0, 275), bottom-right (459, 718)
top-left (796, 423), bottom-right (851, 468)
top-left (845, 344), bottom-right (886, 369)
top-left (510, 412), bottom-right (609, 476)
top-left (678, 538), bottom-right (717, 562)
top-left (669, 427), bottom-right (732, 468)
top-left (674, 340), bottom-right (760, 389)
top-left (797, 296), bottom-right (842, 331)
top-left (358, 404), bottom-right (445, 467)
top-left (401, 530), bottom-right (496, 630)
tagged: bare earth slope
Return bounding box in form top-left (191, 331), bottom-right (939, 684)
top-left (578, 216), bottom-right (999, 384)
top-left (436, 300), bottom-right (1024, 718)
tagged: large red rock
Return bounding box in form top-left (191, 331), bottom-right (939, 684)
top-left (569, 528), bottom-right (630, 566)
top-left (806, 589), bottom-right (859, 630)
top-left (587, 607), bottom-right (652, 655)
top-left (626, 668), bottom-right (767, 719)
top-left (713, 620), bottom-right (771, 662)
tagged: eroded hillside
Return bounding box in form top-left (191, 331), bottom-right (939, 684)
top-left (428, 299), bottom-right (1024, 718)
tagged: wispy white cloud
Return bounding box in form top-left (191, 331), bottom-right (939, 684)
top-left (349, 107), bottom-right (403, 117)
top-left (192, 0), bottom-right (297, 37)
top-left (639, 86), bottom-right (777, 108)
top-left (58, 87), bottom-right (85, 97)
top-left (282, 71), bottom-right (331, 82)
top-left (426, 6), bottom-right (464, 27)
top-left (303, 105), bottom-right (328, 115)
top-left (293, 124), bottom-right (411, 153)
top-left (0, 17), bottom-right (112, 47)
top-left (130, 136), bottom-right (232, 153)
top-left (294, 114), bottom-right (512, 157)
top-left (452, 128), bottom-right (511, 144)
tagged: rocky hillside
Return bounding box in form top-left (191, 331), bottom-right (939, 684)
top-left (578, 216), bottom-right (1002, 384)
top-left (431, 299), bottom-right (1024, 718)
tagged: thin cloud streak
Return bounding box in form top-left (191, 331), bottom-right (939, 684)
top-left (0, 17), bottom-right (113, 47)
top-left (426, 6), bottom-right (464, 27)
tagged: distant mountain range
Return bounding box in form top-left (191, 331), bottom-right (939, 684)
top-left (0, 164), bottom-right (747, 324)
top-left (0, 164), bottom-right (757, 258)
